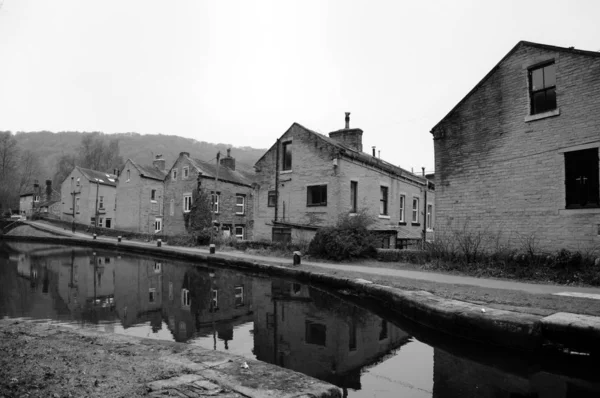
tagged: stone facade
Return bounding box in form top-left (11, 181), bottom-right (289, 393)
top-left (431, 41), bottom-right (600, 251)
top-left (60, 167), bottom-right (117, 228)
top-left (163, 151), bottom-right (254, 239)
top-left (253, 121), bottom-right (434, 246)
top-left (115, 158), bottom-right (167, 234)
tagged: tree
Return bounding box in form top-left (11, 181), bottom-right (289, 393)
top-left (52, 153), bottom-right (78, 190)
top-left (18, 150), bottom-right (42, 195)
top-left (0, 131), bottom-right (20, 212)
top-left (78, 133), bottom-right (124, 172)
top-left (185, 187), bottom-right (213, 244)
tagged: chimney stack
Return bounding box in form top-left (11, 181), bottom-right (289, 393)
top-left (372, 146), bottom-right (376, 157)
top-left (220, 148), bottom-right (236, 171)
top-left (153, 154), bottom-right (166, 172)
top-left (328, 112), bottom-right (364, 152)
top-left (45, 180), bottom-right (52, 198)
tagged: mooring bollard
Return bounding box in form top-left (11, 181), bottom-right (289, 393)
top-left (118, 236), bottom-right (122, 243)
top-left (293, 251), bottom-right (302, 266)
top-left (157, 239), bottom-right (162, 247)
top-left (93, 233), bottom-right (97, 240)
top-left (209, 244), bottom-right (216, 254)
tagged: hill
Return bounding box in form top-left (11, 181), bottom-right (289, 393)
top-left (13, 131), bottom-right (268, 181)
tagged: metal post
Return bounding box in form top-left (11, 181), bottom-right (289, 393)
top-left (210, 151), bottom-right (221, 251)
top-left (94, 179), bottom-right (100, 233)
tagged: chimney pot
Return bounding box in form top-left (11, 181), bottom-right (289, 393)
top-left (422, 167), bottom-right (425, 177)
top-left (328, 112), bottom-right (363, 152)
top-left (345, 112), bottom-right (350, 129)
top-left (372, 146), bottom-right (376, 157)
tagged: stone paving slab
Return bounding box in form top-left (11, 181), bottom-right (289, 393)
top-left (540, 312), bottom-right (600, 354)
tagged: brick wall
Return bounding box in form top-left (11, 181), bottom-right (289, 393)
top-left (163, 154), bottom-right (254, 238)
top-left (254, 123), bottom-right (434, 242)
top-left (433, 43), bottom-right (600, 251)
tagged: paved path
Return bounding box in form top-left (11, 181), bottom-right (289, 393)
top-left (21, 220), bottom-right (600, 297)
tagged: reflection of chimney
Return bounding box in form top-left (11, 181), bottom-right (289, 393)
top-left (329, 112), bottom-right (363, 152)
top-left (153, 154), bottom-right (166, 172)
top-left (220, 148), bottom-right (236, 171)
top-left (45, 180), bottom-right (52, 198)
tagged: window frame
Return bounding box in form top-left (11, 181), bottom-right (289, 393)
top-left (170, 198), bottom-right (174, 216)
top-left (172, 168), bottom-right (178, 181)
top-left (235, 225), bottom-right (244, 240)
top-left (234, 285), bottom-right (244, 306)
top-left (529, 62), bottom-right (557, 115)
top-left (99, 196), bottom-right (104, 209)
top-left (564, 148), bottom-right (599, 209)
top-left (267, 190), bottom-right (276, 207)
top-left (307, 184), bottom-right (327, 207)
top-left (235, 194), bottom-right (245, 215)
top-left (412, 197), bottom-right (420, 224)
top-left (282, 141), bottom-right (292, 171)
top-left (211, 191), bottom-right (220, 213)
top-left (181, 288), bottom-right (190, 307)
top-left (182, 166), bottom-right (189, 179)
top-left (305, 320), bottom-right (327, 346)
top-left (75, 197), bottom-right (80, 213)
top-left (183, 193), bottom-right (192, 213)
top-left (151, 189), bottom-right (156, 201)
top-left (154, 217), bottom-right (162, 233)
top-left (379, 186), bottom-right (389, 216)
top-left (126, 169), bottom-right (130, 182)
top-left (427, 204), bottom-right (433, 230)
top-left (350, 181), bottom-right (357, 213)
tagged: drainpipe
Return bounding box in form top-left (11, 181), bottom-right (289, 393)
top-left (94, 179), bottom-right (100, 233)
top-left (71, 177), bottom-right (75, 222)
top-left (422, 167), bottom-right (427, 249)
top-left (274, 139), bottom-right (280, 223)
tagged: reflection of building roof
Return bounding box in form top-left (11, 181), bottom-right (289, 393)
top-left (77, 166), bottom-right (118, 187)
top-left (20, 192), bottom-right (34, 197)
top-left (127, 159), bottom-right (167, 181)
top-left (191, 158), bottom-right (254, 187)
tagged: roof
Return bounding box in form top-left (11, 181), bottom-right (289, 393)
top-left (257, 123), bottom-right (427, 186)
top-left (19, 192), bottom-right (34, 197)
top-left (431, 40), bottom-right (600, 133)
top-left (190, 158), bottom-right (254, 187)
top-left (128, 159), bottom-right (167, 181)
top-left (77, 166), bottom-right (118, 187)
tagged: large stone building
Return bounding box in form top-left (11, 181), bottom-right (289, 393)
top-left (115, 156), bottom-right (167, 233)
top-left (163, 150), bottom-right (255, 239)
top-left (60, 167), bottom-right (117, 228)
top-left (253, 114), bottom-right (434, 247)
top-left (431, 41), bottom-right (600, 251)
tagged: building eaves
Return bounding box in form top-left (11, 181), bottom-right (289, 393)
top-left (430, 40), bottom-right (600, 134)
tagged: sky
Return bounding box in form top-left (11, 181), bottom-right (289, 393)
top-left (1, 0), bottom-right (599, 173)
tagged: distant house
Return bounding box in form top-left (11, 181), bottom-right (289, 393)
top-left (19, 192), bottom-right (38, 218)
top-left (38, 180), bottom-right (61, 218)
top-left (115, 155), bottom-right (167, 233)
top-left (431, 41), bottom-right (600, 251)
top-left (60, 167), bottom-right (118, 228)
top-left (253, 114), bottom-right (434, 247)
top-left (163, 150), bottom-right (255, 239)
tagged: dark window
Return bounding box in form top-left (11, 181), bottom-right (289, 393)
top-left (379, 319), bottom-right (388, 340)
top-left (105, 219), bottom-right (111, 229)
top-left (307, 185), bottom-right (327, 206)
top-left (151, 189), bottom-right (156, 200)
top-left (272, 227), bottom-right (291, 243)
top-left (267, 190), bottom-right (276, 207)
top-left (282, 141), bottom-right (292, 171)
top-left (305, 320), bottom-right (327, 346)
top-left (380, 186), bottom-right (388, 215)
top-left (349, 320), bottom-right (357, 351)
top-left (529, 63), bottom-right (556, 115)
top-left (565, 148), bottom-right (599, 209)
top-left (350, 181), bottom-right (357, 213)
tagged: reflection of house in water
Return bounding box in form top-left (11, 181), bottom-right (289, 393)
top-left (433, 348), bottom-right (600, 398)
top-left (252, 279), bottom-right (410, 390)
top-left (161, 263), bottom-right (253, 345)
top-left (113, 255), bottom-right (163, 331)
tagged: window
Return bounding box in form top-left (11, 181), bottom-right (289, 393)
top-left (149, 288), bottom-right (156, 303)
top-left (181, 288), bottom-right (190, 307)
top-left (172, 168), bottom-right (178, 180)
top-left (399, 195), bottom-right (406, 223)
top-left (349, 320), bottom-right (357, 351)
top-left (34, 195), bottom-right (40, 202)
top-left (154, 262), bottom-right (161, 273)
top-left (126, 169), bottom-right (130, 182)
top-left (151, 189), bottom-right (156, 201)
top-left (105, 218), bottom-right (111, 229)
top-left (565, 148), bottom-right (599, 209)
top-left (90, 217), bottom-right (95, 226)
top-left (412, 197), bottom-right (420, 223)
top-left (182, 166), bottom-right (189, 179)
top-left (155, 218), bottom-right (162, 233)
top-left (170, 199), bottom-right (174, 216)
top-left (282, 141), bottom-right (292, 171)
top-left (307, 184), bottom-right (327, 206)
top-left (350, 181), bottom-right (357, 213)
top-left (529, 63), bottom-right (556, 115)
top-left (235, 225), bottom-right (244, 240)
top-left (183, 193), bottom-right (192, 213)
top-left (305, 320), bottom-right (326, 346)
top-left (268, 190), bottom-right (276, 207)
top-left (427, 204), bottom-right (433, 229)
top-left (76, 177), bottom-right (80, 187)
top-left (169, 282), bottom-right (173, 301)
top-left (380, 186), bottom-right (388, 215)
top-left (234, 286), bottom-right (244, 306)
top-left (235, 194), bottom-right (245, 214)
top-left (98, 217), bottom-right (103, 228)
top-left (379, 319), bottom-right (388, 340)
top-left (99, 196), bottom-right (104, 209)
top-left (211, 192), bottom-right (220, 213)
top-left (211, 289), bottom-right (219, 310)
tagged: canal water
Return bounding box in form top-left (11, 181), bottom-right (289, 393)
top-left (1, 242), bottom-right (599, 397)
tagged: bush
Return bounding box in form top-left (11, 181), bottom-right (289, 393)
top-left (308, 209), bottom-right (378, 261)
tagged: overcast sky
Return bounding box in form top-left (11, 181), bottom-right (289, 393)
top-left (1, 0), bottom-right (599, 172)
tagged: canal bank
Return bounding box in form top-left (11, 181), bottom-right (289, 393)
top-left (0, 319), bottom-right (341, 398)
top-left (3, 222), bottom-right (600, 356)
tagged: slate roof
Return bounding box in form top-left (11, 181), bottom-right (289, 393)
top-left (257, 123), bottom-right (427, 186)
top-left (77, 166), bottom-right (118, 187)
top-left (431, 40), bottom-right (600, 133)
top-left (128, 159), bottom-right (167, 181)
top-left (190, 158), bottom-right (254, 187)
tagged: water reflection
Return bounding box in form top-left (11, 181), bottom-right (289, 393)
top-left (1, 242), bottom-right (599, 398)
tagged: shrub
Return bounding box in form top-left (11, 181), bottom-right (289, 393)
top-left (308, 209), bottom-right (378, 261)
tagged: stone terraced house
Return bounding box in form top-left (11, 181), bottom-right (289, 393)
top-left (253, 114), bottom-right (434, 247)
top-left (431, 41), bottom-right (600, 251)
top-left (163, 150), bottom-right (255, 239)
top-left (115, 155), bottom-right (167, 234)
